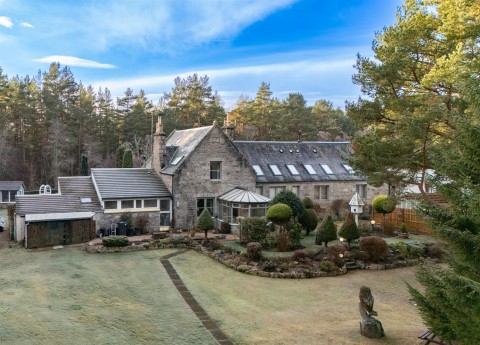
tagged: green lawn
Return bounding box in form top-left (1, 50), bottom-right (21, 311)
top-left (171, 250), bottom-right (427, 345)
top-left (0, 247), bottom-right (217, 345)
top-left (0, 245), bottom-right (429, 345)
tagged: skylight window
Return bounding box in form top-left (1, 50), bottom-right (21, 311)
top-left (171, 156), bottom-right (183, 165)
top-left (252, 165), bottom-right (264, 176)
top-left (286, 164), bottom-right (299, 175)
top-left (343, 164), bottom-right (355, 174)
top-left (321, 164), bottom-right (334, 174)
top-left (304, 164), bottom-right (317, 175)
top-left (80, 197), bottom-right (92, 204)
top-left (269, 164), bottom-right (282, 176)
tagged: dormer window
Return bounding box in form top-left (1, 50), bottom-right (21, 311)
top-left (321, 164), bottom-right (334, 174)
top-left (286, 164), bottom-right (299, 175)
top-left (252, 165), bottom-right (264, 176)
top-left (269, 164), bottom-right (282, 176)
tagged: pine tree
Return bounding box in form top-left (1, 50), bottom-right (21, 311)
top-left (123, 149), bottom-right (133, 168)
top-left (116, 146), bottom-right (125, 168)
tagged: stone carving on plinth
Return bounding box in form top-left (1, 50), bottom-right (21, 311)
top-left (359, 286), bottom-right (385, 338)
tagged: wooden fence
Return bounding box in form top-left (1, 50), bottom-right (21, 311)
top-left (372, 207), bottom-right (432, 235)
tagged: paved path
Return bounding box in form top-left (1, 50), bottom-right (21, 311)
top-left (160, 250), bottom-right (234, 345)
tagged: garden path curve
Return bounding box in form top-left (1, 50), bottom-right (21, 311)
top-left (160, 250), bottom-right (234, 345)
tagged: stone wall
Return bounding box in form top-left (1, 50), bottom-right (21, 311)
top-left (256, 181), bottom-right (388, 207)
top-left (96, 211), bottom-right (160, 233)
top-left (172, 127), bottom-right (257, 229)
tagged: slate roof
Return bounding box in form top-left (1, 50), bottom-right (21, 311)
top-left (218, 188), bottom-right (271, 203)
top-left (162, 126), bottom-right (213, 175)
top-left (233, 141), bottom-right (364, 183)
top-left (16, 176), bottom-right (102, 215)
top-left (0, 181), bottom-right (24, 190)
top-left (16, 195), bottom-right (101, 215)
top-left (58, 176), bottom-right (101, 206)
top-left (91, 168), bottom-right (171, 200)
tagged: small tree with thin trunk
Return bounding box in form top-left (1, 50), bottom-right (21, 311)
top-left (338, 213), bottom-right (360, 249)
top-left (315, 215), bottom-right (337, 248)
top-left (298, 209), bottom-right (318, 236)
top-left (197, 208), bottom-right (214, 239)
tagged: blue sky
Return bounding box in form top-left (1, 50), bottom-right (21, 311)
top-left (0, 0), bottom-right (403, 109)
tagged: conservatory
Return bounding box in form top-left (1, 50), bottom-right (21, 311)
top-left (218, 188), bottom-right (271, 224)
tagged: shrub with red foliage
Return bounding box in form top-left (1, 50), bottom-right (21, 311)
top-left (359, 236), bottom-right (388, 262)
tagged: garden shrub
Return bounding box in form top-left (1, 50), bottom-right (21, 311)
top-left (319, 260), bottom-right (337, 272)
top-left (246, 242), bottom-right (263, 260)
top-left (277, 231), bottom-right (290, 252)
top-left (359, 236), bottom-right (389, 262)
top-left (383, 219), bottom-right (396, 236)
top-left (266, 203), bottom-right (293, 225)
top-left (330, 199), bottom-right (347, 220)
top-left (241, 217), bottom-right (268, 243)
top-left (271, 190), bottom-right (305, 218)
top-left (134, 214), bottom-right (150, 234)
top-left (302, 197), bottom-right (314, 209)
top-left (286, 222), bottom-right (303, 249)
top-left (170, 236), bottom-right (186, 245)
top-left (372, 195), bottom-right (397, 214)
top-left (292, 249), bottom-right (307, 261)
top-left (315, 215), bottom-right (337, 247)
top-left (220, 222), bottom-right (231, 234)
top-left (103, 236), bottom-right (129, 247)
top-left (338, 213), bottom-right (360, 248)
top-left (120, 212), bottom-right (133, 229)
top-left (425, 242), bottom-right (447, 259)
top-left (261, 260), bottom-right (277, 272)
top-left (390, 242), bottom-right (424, 259)
top-left (298, 209), bottom-right (318, 235)
top-left (197, 208), bottom-right (214, 238)
top-left (327, 245), bottom-right (346, 267)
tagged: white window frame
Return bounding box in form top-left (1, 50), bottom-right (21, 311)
top-left (321, 164), bottom-right (334, 174)
top-left (269, 164), bottom-right (282, 176)
top-left (210, 161), bottom-right (222, 180)
top-left (303, 164), bottom-right (317, 175)
top-left (286, 164), bottom-right (299, 175)
top-left (252, 165), bottom-right (264, 176)
top-left (356, 184), bottom-right (367, 199)
top-left (343, 164), bottom-right (355, 174)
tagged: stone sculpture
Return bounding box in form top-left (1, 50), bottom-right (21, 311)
top-left (359, 286), bottom-right (384, 338)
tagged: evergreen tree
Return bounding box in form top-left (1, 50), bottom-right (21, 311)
top-left (123, 149), bottom-right (133, 168)
top-left (315, 215), bottom-right (337, 247)
top-left (298, 209), bottom-right (318, 236)
top-left (271, 190), bottom-right (305, 219)
top-left (197, 208), bottom-right (214, 239)
top-left (116, 146), bottom-right (125, 168)
top-left (81, 155), bottom-right (89, 176)
top-left (338, 213), bottom-right (360, 249)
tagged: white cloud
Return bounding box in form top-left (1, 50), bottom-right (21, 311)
top-left (82, 0), bottom-right (297, 52)
top-left (34, 55), bottom-right (116, 69)
top-left (93, 56), bottom-right (358, 109)
top-left (0, 16), bottom-right (13, 28)
top-left (20, 22), bottom-right (34, 28)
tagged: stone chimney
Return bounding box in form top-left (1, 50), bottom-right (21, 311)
top-left (152, 113), bottom-right (167, 174)
top-left (222, 112), bottom-right (236, 140)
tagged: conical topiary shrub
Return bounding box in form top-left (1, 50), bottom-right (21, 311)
top-left (338, 212), bottom-right (360, 249)
top-left (315, 215), bottom-right (337, 247)
top-left (197, 208), bottom-right (214, 239)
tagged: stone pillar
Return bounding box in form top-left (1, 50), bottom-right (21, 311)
top-left (152, 114), bottom-right (167, 175)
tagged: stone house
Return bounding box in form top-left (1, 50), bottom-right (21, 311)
top-left (233, 140), bottom-right (387, 208)
top-left (151, 118), bottom-right (261, 230)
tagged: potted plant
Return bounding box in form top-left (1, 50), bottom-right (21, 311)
top-left (398, 223), bottom-right (409, 239)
